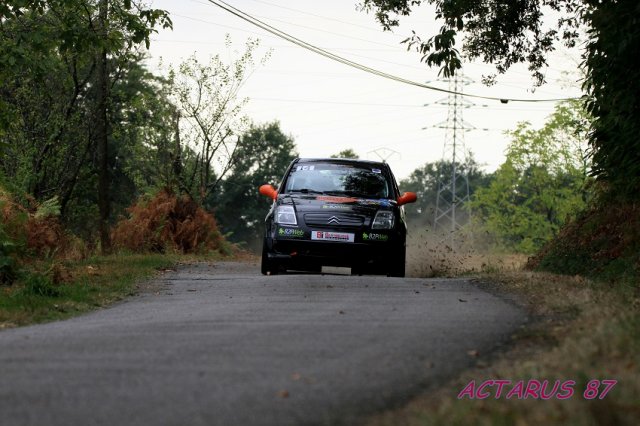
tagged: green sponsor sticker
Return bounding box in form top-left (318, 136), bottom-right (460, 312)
top-left (278, 227), bottom-right (305, 238)
top-left (363, 232), bottom-right (389, 241)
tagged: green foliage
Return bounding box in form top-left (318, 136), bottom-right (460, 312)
top-left (0, 253), bottom-right (180, 326)
top-left (583, 0), bottom-right (640, 198)
top-left (34, 196), bottom-right (61, 219)
top-left (530, 199), bottom-right (640, 287)
top-left (361, 0), bottom-right (639, 199)
top-left (216, 121), bottom-right (297, 251)
top-left (472, 101), bottom-right (591, 254)
top-left (16, 272), bottom-right (61, 298)
top-left (360, 0), bottom-right (582, 85)
top-left (399, 155), bottom-right (492, 229)
top-left (0, 1), bottom-right (172, 241)
top-left (167, 37), bottom-right (269, 205)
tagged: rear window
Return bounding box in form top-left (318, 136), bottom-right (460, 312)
top-left (284, 162), bottom-right (391, 199)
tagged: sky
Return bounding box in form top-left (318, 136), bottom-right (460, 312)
top-left (147, 0), bottom-right (584, 181)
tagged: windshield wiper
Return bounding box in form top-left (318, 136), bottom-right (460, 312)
top-left (289, 188), bottom-right (324, 195)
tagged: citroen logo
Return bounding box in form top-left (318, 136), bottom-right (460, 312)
top-left (327, 216), bottom-right (340, 224)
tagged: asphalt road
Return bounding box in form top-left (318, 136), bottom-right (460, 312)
top-left (0, 262), bottom-right (524, 426)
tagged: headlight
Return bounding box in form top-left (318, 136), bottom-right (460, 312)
top-left (275, 205), bottom-right (297, 225)
top-left (372, 210), bottom-right (394, 229)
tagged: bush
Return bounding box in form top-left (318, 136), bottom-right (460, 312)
top-left (1, 188), bottom-right (72, 284)
top-left (0, 226), bottom-right (16, 284)
top-left (26, 216), bottom-right (68, 257)
top-left (111, 189), bottom-right (225, 254)
top-left (528, 198), bottom-right (640, 285)
top-left (16, 272), bottom-right (61, 298)
top-left (1, 189), bottom-right (26, 284)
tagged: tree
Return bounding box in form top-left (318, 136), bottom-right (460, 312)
top-left (359, 0), bottom-right (640, 198)
top-left (168, 37), bottom-right (269, 206)
top-left (330, 149), bottom-right (359, 159)
top-left (216, 122), bottom-right (297, 251)
top-left (471, 101), bottom-right (591, 253)
top-left (0, 0), bottom-right (172, 249)
top-left (360, 0), bottom-right (582, 85)
top-left (96, 0), bottom-right (110, 253)
top-left (583, 0), bottom-right (640, 199)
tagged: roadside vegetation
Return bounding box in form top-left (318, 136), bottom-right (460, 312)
top-left (0, 1), bottom-right (288, 326)
top-left (0, 253), bottom-right (178, 329)
top-left (0, 186), bottom-right (236, 328)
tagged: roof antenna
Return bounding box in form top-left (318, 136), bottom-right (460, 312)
top-left (367, 147), bottom-right (400, 163)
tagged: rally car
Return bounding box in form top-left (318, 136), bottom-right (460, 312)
top-left (259, 158), bottom-right (416, 277)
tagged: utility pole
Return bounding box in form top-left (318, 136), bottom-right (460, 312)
top-left (96, 0), bottom-right (111, 254)
top-left (430, 71), bottom-right (475, 248)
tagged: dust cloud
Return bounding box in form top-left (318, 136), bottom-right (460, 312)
top-left (405, 227), bottom-right (527, 278)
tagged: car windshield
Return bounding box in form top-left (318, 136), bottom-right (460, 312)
top-left (284, 163), bottom-right (390, 199)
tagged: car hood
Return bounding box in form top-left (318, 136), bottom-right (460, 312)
top-left (280, 194), bottom-right (395, 216)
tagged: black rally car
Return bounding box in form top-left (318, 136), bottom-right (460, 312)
top-left (259, 158), bottom-right (416, 277)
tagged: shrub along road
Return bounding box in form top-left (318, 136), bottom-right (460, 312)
top-left (0, 262), bottom-right (524, 426)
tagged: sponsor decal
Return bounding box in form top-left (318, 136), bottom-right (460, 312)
top-left (278, 227), bottom-right (305, 238)
top-left (322, 204), bottom-right (351, 210)
top-left (316, 195), bottom-right (358, 204)
top-left (358, 199), bottom-right (392, 207)
top-left (311, 230), bottom-right (355, 243)
top-left (362, 232), bottom-right (389, 241)
top-left (295, 165), bottom-right (315, 171)
top-left (372, 168), bottom-right (382, 174)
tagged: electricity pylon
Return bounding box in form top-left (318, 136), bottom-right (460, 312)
top-left (430, 71), bottom-right (475, 245)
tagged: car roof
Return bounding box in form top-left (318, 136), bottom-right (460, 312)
top-left (294, 157), bottom-right (388, 169)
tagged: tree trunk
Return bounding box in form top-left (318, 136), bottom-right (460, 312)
top-left (96, 0), bottom-right (111, 254)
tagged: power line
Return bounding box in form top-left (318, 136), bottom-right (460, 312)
top-left (248, 14), bottom-right (402, 50)
top-left (240, 0), bottom-right (402, 36)
top-left (204, 0), bottom-right (580, 103)
top-left (189, 0), bottom-right (406, 50)
top-left (151, 38), bottom-right (400, 52)
top-left (168, 13), bottom-right (434, 73)
top-left (249, 97), bottom-right (555, 111)
top-left (190, 0), bottom-right (573, 94)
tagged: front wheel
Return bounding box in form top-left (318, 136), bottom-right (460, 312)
top-left (261, 238), bottom-right (278, 275)
top-left (387, 247), bottom-right (406, 278)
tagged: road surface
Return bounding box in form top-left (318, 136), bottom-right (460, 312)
top-left (0, 262), bottom-right (524, 426)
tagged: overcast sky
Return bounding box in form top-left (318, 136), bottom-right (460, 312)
top-left (147, 0), bottom-right (583, 180)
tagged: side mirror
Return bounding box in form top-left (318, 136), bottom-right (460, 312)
top-left (259, 184), bottom-right (278, 201)
top-left (397, 192), bottom-right (417, 206)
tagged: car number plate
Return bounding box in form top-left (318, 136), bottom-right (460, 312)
top-left (311, 230), bottom-right (355, 243)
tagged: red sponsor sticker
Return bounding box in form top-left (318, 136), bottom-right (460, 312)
top-left (311, 230), bottom-right (355, 243)
top-left (316, 196), bottom-right (358, 204)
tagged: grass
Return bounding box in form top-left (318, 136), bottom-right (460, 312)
top-left (0, 252), bottom-right (226, 329)
top-left (366, 270), bottom-right (640, 425)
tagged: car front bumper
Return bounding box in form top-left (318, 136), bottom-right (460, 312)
top-left (266, 236), bottom-right (402, 272)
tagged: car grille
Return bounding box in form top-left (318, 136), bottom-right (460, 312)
top-left (303, 213), bottom-right (364, 229)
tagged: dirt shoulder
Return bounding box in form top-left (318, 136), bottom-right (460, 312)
top-left (366, 270), bottom-right (640, 426)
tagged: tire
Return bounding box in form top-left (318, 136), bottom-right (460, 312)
top-left (351, 265), bottom-right (365, 276)
top-left (387, 246), bottom-right (406, 278)
top-left (261, 238), bottom-right (278, 275)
